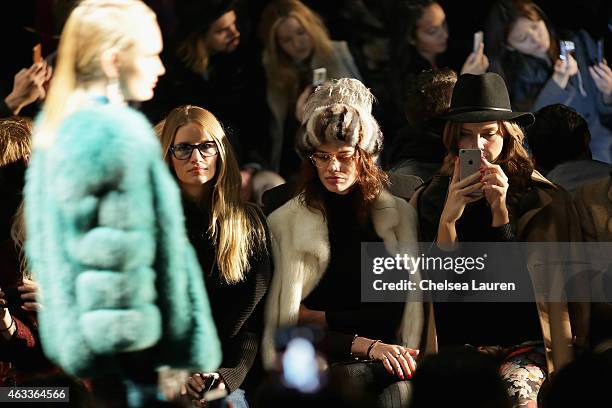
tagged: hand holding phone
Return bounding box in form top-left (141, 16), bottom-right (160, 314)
top-left (473, 31), bottom-right (483, 54)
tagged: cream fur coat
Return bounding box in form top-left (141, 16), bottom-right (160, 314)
top-left (262, 189), bottom-right (424, 368)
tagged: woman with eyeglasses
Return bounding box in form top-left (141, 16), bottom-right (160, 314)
top-left (157, 105), bottom-right (271, 408)
top-left (262, 86), bottom-right (427, 406)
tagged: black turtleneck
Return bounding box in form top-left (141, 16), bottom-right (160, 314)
top-left (182, 197), bottom-right (272, 393)
top-left (302, 189), bottom-right (405, 361)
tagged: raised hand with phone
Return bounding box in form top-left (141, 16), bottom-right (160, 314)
top-left (460, 31), bottom-right (489, 75)
top-left (588, 39), bottom-right (612, 104)
top-left (3, 43), bottom-right (52, 116)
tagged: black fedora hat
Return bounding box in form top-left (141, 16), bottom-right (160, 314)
top-left (440, 73), bottom-right (534, 127)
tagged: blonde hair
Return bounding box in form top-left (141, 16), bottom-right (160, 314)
top-left (158, 106), bottom-right (266, 284)
top-left (259, 0), bottom-right (333, 94)
top-left (35, 0), bottom-right (156, 147)
top-left (177, 33), bottom-right (210, 75)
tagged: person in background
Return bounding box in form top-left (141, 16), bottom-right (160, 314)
top-left (387, 68), bottom-right (457, 181)
top-left (24, 1), bottom-right (221, 404)
top-left (0, 117), bottom-right (54, 386)
top-left (526, 104), bottom-right (612, 193)
top-left (485, 0), bottom-right (612, 163)
top-left (389, 0), bottom-right (488, 137)
top-left (157, 105), bottom-right (272, 407)
top-left (258, 0), bottom-right (362, 179)
top-left (142, 0), bottom-right (272, 173)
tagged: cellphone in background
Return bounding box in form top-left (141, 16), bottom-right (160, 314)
top-left (473, 31), bottom-right (483, 53)
top-left (559, 40), bottom-right (575, 62)
top-left (597, 39), bottom-right (605, 64)
top-left (459, 149), bottom-right (482, 197)
top-left (32, 43), bottom-right (42, 64)
top-left (312, 67), bottom-right (327, 87)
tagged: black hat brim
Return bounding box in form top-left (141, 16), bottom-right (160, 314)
top-left (439, 109), bottom-right (535, 128)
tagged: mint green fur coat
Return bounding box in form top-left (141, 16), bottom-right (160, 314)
top-left (24, 104), bottom-right (221, 377)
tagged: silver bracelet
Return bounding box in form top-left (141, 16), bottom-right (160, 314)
top-left (349, 334), bottom-right (359, 360)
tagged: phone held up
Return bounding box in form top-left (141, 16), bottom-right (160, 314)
top-left (312, 67), bottom-right (327, 87)
top-left (559, 40), bottom-right (575, 62)
top-left (597, 38), bottom-right (605, 64)
top-left (459, 149), bottom-right (483, 197)
top-left (473, 31), bottom-right (483, 53)
top-left (33, 43), bottom-right (42, 64)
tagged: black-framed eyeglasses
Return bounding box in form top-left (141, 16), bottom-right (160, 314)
top-left (170, 142), bottom-right (218, 160)
top-left (309, 150), bottom-right (358, 168)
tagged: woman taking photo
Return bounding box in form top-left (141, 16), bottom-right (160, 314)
top-left (158, 105), bottom-right (271, 408)
top-left (412, 72), bottom-right (587, 407)
top-left (485, 0), bottom-right (612, 163)
top-left (263, 81), bottom-right (426, 406)
top-left (258, 0), bottom-right (362, 178)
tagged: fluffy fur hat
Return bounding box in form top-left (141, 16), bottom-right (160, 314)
top-left (302, 78), bottom-right (376, 123)
top-left (297, 103), bottom-right (383, 159)
top-left (297, 78), bottom-right (382, 159)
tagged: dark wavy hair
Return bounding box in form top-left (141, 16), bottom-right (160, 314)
top-left (296, 147), bottom-right (388, 223)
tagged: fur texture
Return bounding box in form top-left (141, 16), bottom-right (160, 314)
top-left (25, 105), bottom-right (221, 377)
top-left (262, 189), bottom-right (424, 367)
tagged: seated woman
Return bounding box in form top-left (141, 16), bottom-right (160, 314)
top-left (258, 0), bottom-right (363, 179)
top-left (412, 72), bottom-right (587, 407)
top-left (390, 0), bottom-right (488, 136)
top-left (0, 117), bottom-right (53, 385)
top-left (263, 84), bottom-right (426, 406)
top-left (485, 0), bottom-right (612, 163)
top-left (157, 105), bottom-right (272, 407)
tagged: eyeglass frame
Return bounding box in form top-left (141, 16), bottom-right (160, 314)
top-left (309, 149), bottom-right (359, 168)
top-left (169, 141), bottom-right (219, 160)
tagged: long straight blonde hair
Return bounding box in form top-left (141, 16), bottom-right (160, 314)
top-left (35, 0), bottom-right (156, 148)
top-left (259, 0), bottom-right (333, 95)
top-left (158, 106), bottom-right (266, 284)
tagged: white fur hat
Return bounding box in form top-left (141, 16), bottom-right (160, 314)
top-left (297, 78), bottom-right (382, 159)
top-left (297, 103), bottom-right (383, 159)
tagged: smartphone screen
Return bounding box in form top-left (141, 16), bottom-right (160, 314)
top-left (597, 39), bottom-right (605, 64)
top-left (312, 67), bottom-right (327, 87)
top-left (473, 31), bottom-right (483, 53)
top-left (33, 43), bottom-right (42, 64)
top-left (559, 40), bottom-right (575, 61)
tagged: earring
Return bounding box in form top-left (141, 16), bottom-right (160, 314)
top-left (105, 77), bottom-right (125, 104)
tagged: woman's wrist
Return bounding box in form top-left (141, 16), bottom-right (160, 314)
top-left (552, 72), bottom-right (569, 89)
top-left (0, 313), bottom-right (16, 340)
top-left (491, 205), bottom-right (509, 227)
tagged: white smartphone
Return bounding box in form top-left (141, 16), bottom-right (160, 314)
top-left (459, 149), bottom-right (482, 197)
top-left (473, 31), bottom-right (483, 53)
top-left (312, 67), bottom-right (327, 87)
top-left (559, 40), bottom-right (575, 61)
